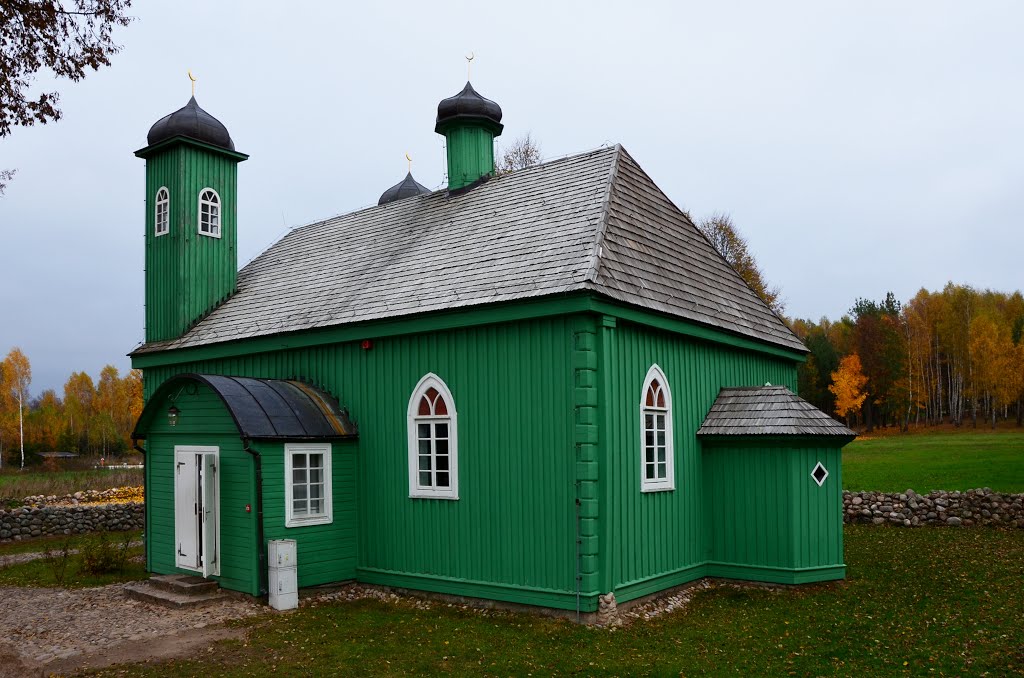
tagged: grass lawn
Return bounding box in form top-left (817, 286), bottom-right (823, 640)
top-left (84, 525), bottom-right (1023, 677)
top-left (0, 468), bottom-right (143, 504)
top-left (843, 430), bottom-right (1024, 493)
top-left (0, 531), bottom-right (146, 588)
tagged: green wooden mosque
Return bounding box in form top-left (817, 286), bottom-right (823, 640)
top-left (130, 78), bottom-right (855, 617)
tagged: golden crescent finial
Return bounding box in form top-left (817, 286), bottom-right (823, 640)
top-left (405, 153), bottom-right (412, 172)
top-left (187, 69), bottom-right (196, 97)
top-left (466, 52), bottom-right (474, 80)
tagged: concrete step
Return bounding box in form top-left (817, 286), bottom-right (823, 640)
top-left (124, 578), bottom-right (230, 609)
top-left (148, 574), bottom-right (220, 595)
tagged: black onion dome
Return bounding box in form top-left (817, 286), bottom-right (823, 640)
top-left (147, 96), bottom-right (235, 151)
top-left (378, 172), bottom-right (430, 205)
top-left (435, 81), bottom-right (503, 134)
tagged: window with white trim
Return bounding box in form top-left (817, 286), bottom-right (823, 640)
top-left (285, 443), bottom-right (333, 527)
top-left (408, 373), bottom-right (458, 499)
top-left (640, 365), bottom-right (675, 492)
top-left (198, 188), bottom-right (221, 237)
top-left (155, 187), bottom-right (169, 236)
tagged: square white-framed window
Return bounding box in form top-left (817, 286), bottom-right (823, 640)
top-left (285, 443), bottom-right (333, 527)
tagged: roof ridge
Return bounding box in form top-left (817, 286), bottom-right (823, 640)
top-left (584, 144), bottom-right (623, 283)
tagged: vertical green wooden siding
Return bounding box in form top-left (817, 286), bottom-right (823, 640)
top-left (142, 316), bottom-right (581, 608)
top-left (144, 384), bottom-right (259, 594)
top-left (601, 319), bottom-right (798, 601)
top-left (261, 440), bottom-right (358, 587)
top-left (702, 442), bottom-right (844, 583)
top-left (143, 143), bottom-right (239, 342)
top-left (444, 124), bottom-right (495, 190)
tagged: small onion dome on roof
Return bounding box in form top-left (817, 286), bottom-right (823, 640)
top-left (147, 96), bottom-right (235, 151)
top-left (435, 81), bottom-right (503, 135)
top-left (378, 172), bottom-right (430, 205)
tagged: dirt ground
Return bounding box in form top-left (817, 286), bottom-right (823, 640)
top-left (0, 584), bottom-right (263, 677)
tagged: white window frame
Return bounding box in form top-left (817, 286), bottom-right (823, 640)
top-left (154, 186), bottom-right (170, 236)
top-left (407, 373), bottom-right (459, 500)
top-left (284, 442), bottom-right (333, 527)
top-left (198, 187), bottom-right (222, 238)
top-left (640, 364), bottom-right (675, 492)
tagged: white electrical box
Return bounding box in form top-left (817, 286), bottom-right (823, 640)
top-left (269, 539), bottom-right (297, 568)
top-left (268, 539), bottom-right (298, 611)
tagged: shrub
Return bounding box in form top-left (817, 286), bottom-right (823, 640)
top-left (79, 533), bottom-right (134, 575)
top-left (42, 537), bottom-right (74, 586)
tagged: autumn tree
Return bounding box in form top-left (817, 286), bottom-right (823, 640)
top-left (496, 133), bottom-right (542, 175)
top-left (829, 353), bottom-right (868, 427)
top-left (28, 389), bottom-right (63, 451)
top-left (2, 348), bottom-right (33, 468)
top-left (0, 0), bottom-right (133, 194)
top-left (696, 213), bottom-right (784, 316)
top-left (63, 371), bottom-right (96, 453)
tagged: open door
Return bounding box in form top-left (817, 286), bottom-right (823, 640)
top-left (174, 445), bottom-right (219, 576)
top-left (201, 452), bottom-right (219, 577)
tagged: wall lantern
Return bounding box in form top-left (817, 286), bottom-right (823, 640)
top-left (167, 405), bottom-right (180, 427)
top-left (360, 339), bottom-right (374, 351)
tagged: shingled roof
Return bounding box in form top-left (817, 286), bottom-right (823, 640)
top-left (134, 145), bottom-right (805, 355)
top-left (697, 386), bottom-right (856, 437)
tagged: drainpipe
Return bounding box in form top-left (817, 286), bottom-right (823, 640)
top-left (132, 437), bottom-right (148, 571)
top-left (243, 438), bottom-right (268, 597)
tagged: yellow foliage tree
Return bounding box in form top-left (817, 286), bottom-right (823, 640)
top-left (830, 353), bottom-right (868, 426)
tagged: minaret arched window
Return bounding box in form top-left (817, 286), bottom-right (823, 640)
top-left (408, 373), bottom-right (458, 499)
top-left (640, 365), bottom-right (675, 492)
top-left (198, 188), bottom-right (221, 237)
top-left (154, 187), bottom-right (169, 236)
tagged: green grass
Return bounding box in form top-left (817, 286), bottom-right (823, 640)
top-left (843, 430), bottom-right (1024, 493)
top-left (0, 531), bottom-right (146, 588)
top-left (0, 529), bottom-right (141, 557)
top-left (84, 526), bottom-right (1023, 677)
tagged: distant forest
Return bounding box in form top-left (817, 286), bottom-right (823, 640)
top-left (791, 284), bottom-right (1024, 431)
top-left (0, 349), bottom-right (142, 465)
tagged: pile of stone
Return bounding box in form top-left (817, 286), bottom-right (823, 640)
top-left (843, 488), bottom-right (1023, 528)
top-left (21, 487), bottom-right (142, 507)
top-left (0, 503), bottom-right (143, 542)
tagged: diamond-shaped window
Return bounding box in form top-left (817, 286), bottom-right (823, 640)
top-left (811, 461), bottom-right (829, 487)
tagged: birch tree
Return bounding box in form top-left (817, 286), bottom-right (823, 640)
top-left (2, 348), bottom-right (32, 469)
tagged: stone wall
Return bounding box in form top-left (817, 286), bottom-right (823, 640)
top-left (844, 488), bottom-right (1024, 527)
top-left (0, 503), bottom-right (144, 542)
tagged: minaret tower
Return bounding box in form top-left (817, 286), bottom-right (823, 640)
top-left (435, 81), bottom-right (503, 191)
top-left (135, 84), bottom-right (248, 342)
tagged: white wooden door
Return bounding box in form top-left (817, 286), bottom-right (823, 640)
top-left (174, 446), bottom-right (219, 575)
top-left (201, 452), bottom-right (219, 577)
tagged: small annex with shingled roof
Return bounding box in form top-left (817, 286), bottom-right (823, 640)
top-left (130, 75), bottom-right (854, 619)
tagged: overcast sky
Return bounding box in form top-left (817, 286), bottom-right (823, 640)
top-left (2, 1), bottom-right (1021, 396)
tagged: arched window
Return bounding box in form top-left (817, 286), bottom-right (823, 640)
top-left (640, 365), bottom-right (674, 492)
top-left (154, 187), bottom-right (169, 236)
top-left (408, 373), bottom-right (458, 499)
top-left (198, 188), bottom-right (221, 237)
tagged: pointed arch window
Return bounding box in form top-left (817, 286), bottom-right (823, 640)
top-left (154, 187), bottom-right (169, 236)
top-left (198, 188), bottom-right (221, 237)
top-left (408, 373), bottom-right (458, 499)
top-left (640, 365), bottom-right (675, 492)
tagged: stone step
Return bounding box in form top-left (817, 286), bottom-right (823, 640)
top-left (148, 574), bottom-right (220, 595)
top-left (124, 579), bottom-right (230, 609)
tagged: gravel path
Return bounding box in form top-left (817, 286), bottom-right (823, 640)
top-left (0, 584), bottom-right (263, 676)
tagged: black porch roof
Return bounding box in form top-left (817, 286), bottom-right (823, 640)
top-left (133, 374), bottom-right (357, 441)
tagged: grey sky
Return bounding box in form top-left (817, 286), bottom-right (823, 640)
top-left (2, 1), bottom-right (1021, 396)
